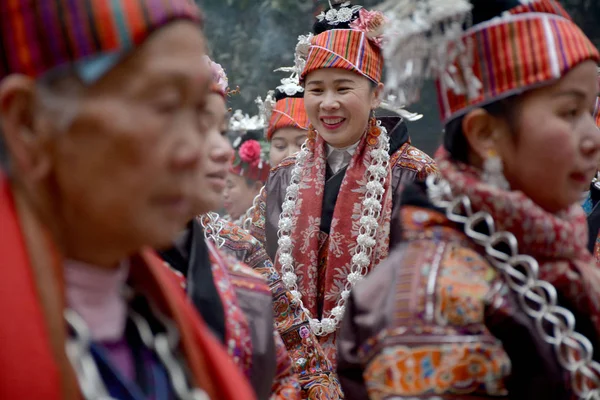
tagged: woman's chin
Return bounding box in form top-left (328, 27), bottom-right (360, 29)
top-left (319, 130), bottom-right (362, 148)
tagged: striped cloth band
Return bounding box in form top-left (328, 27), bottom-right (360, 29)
top-left (436, 0), bottom-right (599, 124)
top-left (266, 97), bottom-right (309, 141)
top-left (0, 0), bottom-right (202, 82)
top-left (300, 29), bottom-right (383, 84)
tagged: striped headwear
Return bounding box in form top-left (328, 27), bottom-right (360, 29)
top-left (0, 0), bottom-right (202, 82)
top-left (301, 29), bottom-right (383, 84)
top-left (266, 97), bottom-right (309, 141)
top-left (436, 0), bottom-right (599, 124)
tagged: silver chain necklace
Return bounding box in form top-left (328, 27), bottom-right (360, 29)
top-left (64, 289), bottom-right (210, 400)
top-left (426, 175), bottom-right (600, 399)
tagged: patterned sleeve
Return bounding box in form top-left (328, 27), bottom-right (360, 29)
top-left (247, 239), bottom-right (343, 399)
top-left (270, 330), bottom-right (302, 400)
top-left (417, 157), bottom-right (439, 181)
top-left (247, 186), bottom-right (267, 246)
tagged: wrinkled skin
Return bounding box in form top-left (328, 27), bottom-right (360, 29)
top-left (0, 22), bottom-right (212, 267)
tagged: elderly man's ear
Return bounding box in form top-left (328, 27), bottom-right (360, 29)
top-left (0, 75), bottom-right (52, 180)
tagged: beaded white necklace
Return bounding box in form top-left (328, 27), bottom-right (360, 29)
top-left (277, 121), bottom-right (390, 336)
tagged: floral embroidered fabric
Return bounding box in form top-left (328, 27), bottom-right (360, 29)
top-left (199, 215), bottom-right (343, 399)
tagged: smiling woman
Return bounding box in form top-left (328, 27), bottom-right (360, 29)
top-left (246, 2), bottom-right (438, 383)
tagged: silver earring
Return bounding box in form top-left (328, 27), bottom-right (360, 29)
top-left (482, 152), bottom-right (510, 191)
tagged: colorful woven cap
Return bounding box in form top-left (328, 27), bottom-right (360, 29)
top-left (301, 29), bottom-right (383, 84)
top-left (266, 97), bottom-right (309, 141)
top-left (0, 0), bottom-right (202, 83)
top-left (436, 0), bottom-right (599, 124)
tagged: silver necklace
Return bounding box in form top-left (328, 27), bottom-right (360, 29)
top-left (64, 290), bottom-right (210, 400)
top-left (426, 175), bottom-right (600, 400)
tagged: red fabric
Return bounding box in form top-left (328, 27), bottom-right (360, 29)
top-left (0, 175), bottom-right (255, 400)
top-left (0, 179), bottom-right (62, 399)
top-left (437, 150), bottom-right (600, 339)
top-left (274, 124), bottom-right (393, 322)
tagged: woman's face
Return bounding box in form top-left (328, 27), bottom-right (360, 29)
top-left (222, 173), bottom-right (261, 220)
top-left (495, 61), bottom-right (600, 213)
top-left (194, 93), bottom-right (232, 214)
top-left (304, 68), bottom-right (383, 148)
top-left (269, 127), bottom-right (307, 166)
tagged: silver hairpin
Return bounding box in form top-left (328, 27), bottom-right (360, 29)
top-left (317, 1), bottom-right (362, 26)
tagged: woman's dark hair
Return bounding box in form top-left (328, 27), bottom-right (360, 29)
top-left (234, 129), bottom-right (263, 150)
top-left (274, 89), bottom-right (304, 103)
top-left (444, 96), bottom-right (521, 163)
top-left (470, 0), bottom-right (521, 24)
top-left (443, 0), bottom-right (527, 163)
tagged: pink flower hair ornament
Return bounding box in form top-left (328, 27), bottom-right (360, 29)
top-left (238, 140), bottom-right (262, 167)
top-left (349, 8), bottom-right (388, 48)
top-left (230, 137), bottom-right (271, 183)
top-left (204, 55), bottom-right (239, 97)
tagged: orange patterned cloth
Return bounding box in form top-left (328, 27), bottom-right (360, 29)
top-left (267, 97), bottom-right (309, 141)
top-left (339, 152), bottom-right (600, 399)
top-left (199, 215), bottom-right (343, 399)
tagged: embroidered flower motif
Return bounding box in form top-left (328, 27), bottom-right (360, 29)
top-left (349, 8), bottom-right (387, 48)
top-left (331, 6), bottom-right (353, 23)
top-left (239, 140), bottom-right (262, 167)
